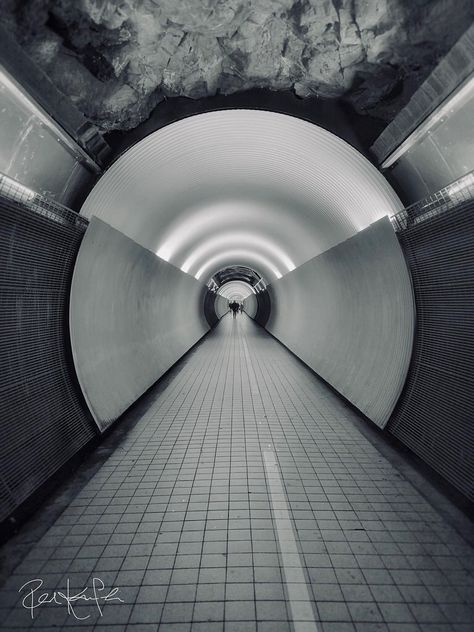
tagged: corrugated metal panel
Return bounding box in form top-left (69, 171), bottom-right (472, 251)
top-left (389, 197), bottom-right (474, 501)
top-left (0, 187), bottom-right (96, 522)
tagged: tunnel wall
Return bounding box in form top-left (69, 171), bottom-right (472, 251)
top-left (243, 291), bottom-right (271, 327)
top-left (203, 292), bottom-right (229, 326)
top-left (0, 24), bottom-right (110, 210)
top-left (70, 218), bottom-right (210, 431)
top-left (0, 63), bottom-right (97, 210)
top-left (265, 217), bottom-right (415, 428)
top-left (0, 191), bottom-right (96, 523)
top-left (381, 79), bottom-right (473, 203)
top-left (243, 294), bottom-right (258, 319)
top-left (203, 290), bottom-right (219, 327)
top-left (0, 87), bottom-right (95, 209)
top-left (388, 199), bottom-right (474, 501)
top-left (372, 26), bottom-right (474, 203)
top-left (215, 295), bottom-right (230, 319)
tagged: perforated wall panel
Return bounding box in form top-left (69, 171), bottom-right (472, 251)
top-left (0, 196), bottom-right (96, 522)
top-left (389, 200), bottom-right (474, 501)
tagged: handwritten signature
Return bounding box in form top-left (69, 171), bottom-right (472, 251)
top-left (19, 578), bottom-right (124, 620)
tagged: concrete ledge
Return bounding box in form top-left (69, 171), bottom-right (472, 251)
top-left (371, 24), bottom-right (474, 164)
top-left (0, 23), bottom-right (110, 168)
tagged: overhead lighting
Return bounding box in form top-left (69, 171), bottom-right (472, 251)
top-left (181, 231), bottom-right (295, 275)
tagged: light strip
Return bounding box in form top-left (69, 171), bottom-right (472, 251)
top-left (181, 232), bottom-right (295, 274)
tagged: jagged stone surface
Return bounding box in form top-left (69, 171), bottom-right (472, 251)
top-left (2, 0), bottom-right (473, 132)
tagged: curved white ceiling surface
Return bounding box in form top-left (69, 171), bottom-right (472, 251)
top-left (218, 281), bottom-right (254, 301)
top-left (81, 110), bottom-right (402, 281)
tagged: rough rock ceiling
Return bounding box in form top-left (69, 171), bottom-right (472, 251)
top-left (2, 0), bottom-right (473, 133)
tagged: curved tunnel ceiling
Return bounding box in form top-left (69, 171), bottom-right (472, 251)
top-left (213, 266), bottom-right (262, 287)
top-left (218, 281), bottom-right (255, 302)
top-left (81, 110), bottom-right (403, 281)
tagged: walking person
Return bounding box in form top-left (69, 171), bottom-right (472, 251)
top-left (229, 301), bottom-right (239, 318)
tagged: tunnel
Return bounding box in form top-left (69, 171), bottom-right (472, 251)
top-left (0, 6), bottom-right (473, 632)
top-left (68, 109), bottom-right (412, 430)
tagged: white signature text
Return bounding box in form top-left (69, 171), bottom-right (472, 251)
top-left (19, 577), bottom-right (124, 620)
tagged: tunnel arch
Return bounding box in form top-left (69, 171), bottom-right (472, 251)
top-left (217, 281), bottom-right (255, 301)
top-left (80, 109), bottom-right (403, 280)
top-left (196, 249), bottom-right (281, 281)
top-left (73, 108), bottom-right (413, 431)
top-left (181, 231), bottom-right (295, 280)
top-left (211, 265), bottom-right (264, 288)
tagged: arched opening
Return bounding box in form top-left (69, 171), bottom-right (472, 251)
top-left (70, 109), bottom-right (412, 431)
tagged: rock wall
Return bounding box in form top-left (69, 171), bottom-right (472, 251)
top-left (2, 0), bottom-right (473, 132)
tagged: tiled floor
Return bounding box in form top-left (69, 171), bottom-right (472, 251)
top-left (1, 314), bottom-right (473, 631)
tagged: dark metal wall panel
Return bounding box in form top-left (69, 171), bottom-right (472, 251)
top-left (389, 200), bottom-right (474, 501)
top-left (203, 291), bottom-right (229, 326)
top-left (243, 291), bottom-right (271, 326)
top-left (203, 289), bottom-right (220, 327)
top-left (254, 290), bottom-right (271, 328)
top-left (0, 195), bottom-right (96, 522)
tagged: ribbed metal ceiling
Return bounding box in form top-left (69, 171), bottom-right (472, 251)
top-left (218, 280), bottom-right (255, 301)
top-left (81, 110), bottom-right (402, 281)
